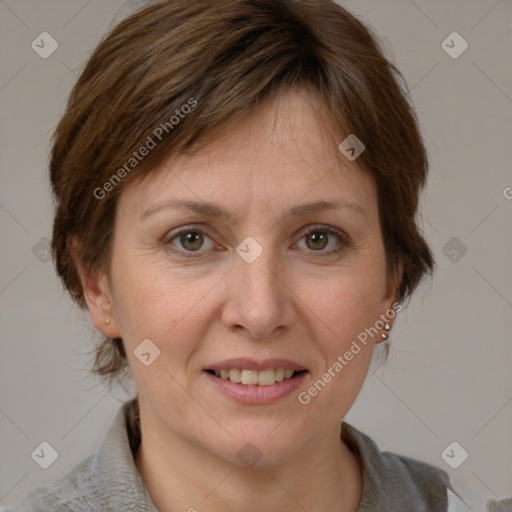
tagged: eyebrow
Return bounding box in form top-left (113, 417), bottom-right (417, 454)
top-left (139, 198), bottom-right (365, 222)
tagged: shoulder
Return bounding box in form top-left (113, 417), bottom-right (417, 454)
top-left (380, 448), bottom-right (450, 487)
top-left (341, 421), bottom-right (454, 511)
top-left (379, 448), bottom-right (451, 510)
top-left (2, 455), bottom-right (96, 512)
top-left (3, 398), bottom-right (153, 512)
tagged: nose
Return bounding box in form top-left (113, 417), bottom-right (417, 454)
top-left (220, 242), bottom-right (296, 340)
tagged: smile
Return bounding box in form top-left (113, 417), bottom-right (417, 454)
top-left (210, 368), bottom-right (300, 386)
top-left (203, 359), bottom-right (309, 404)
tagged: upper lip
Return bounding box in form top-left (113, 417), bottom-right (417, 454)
top-left (205, 358), bottom-right (308, 372)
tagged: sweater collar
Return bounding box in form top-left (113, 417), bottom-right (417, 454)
top-left (91, 398), bottom-right (445, 512)
top-left (87, 397), bottom-right (157, 510)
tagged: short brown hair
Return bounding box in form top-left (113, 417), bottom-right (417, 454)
top-left (50, 0), bottom-right (434, 386)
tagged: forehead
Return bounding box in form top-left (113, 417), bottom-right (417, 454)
top-left (119, 89), bottom-right (378, 222)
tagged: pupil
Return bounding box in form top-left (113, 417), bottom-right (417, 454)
top-left (309, 232), bottom-right (327, 250)
top-left (181, 232), bottom-right (202, 251)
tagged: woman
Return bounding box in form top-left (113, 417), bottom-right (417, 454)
top-left (6, 0), bottom-right (474, 510)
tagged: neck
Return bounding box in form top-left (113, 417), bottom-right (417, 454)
top-left (134, 401), bottom-right (363, 512)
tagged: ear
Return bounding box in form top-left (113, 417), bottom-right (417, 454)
top-left (377, 260), bottom-right (403, 340)
top-left (68, 236), bottom-right (122, 339)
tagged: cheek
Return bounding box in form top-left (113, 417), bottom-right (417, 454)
top-left (300, 262), bottom-right (387, 339)
top-left (109, 253), bottom-right (218, 361)
top-left (298, 274), bottom-right (383, 413)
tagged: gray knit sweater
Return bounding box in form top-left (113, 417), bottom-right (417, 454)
top-left (3, 398), bottom-right (469, 511)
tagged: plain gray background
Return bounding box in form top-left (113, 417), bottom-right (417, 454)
top-left (1, 1), bottom-right (511, 510)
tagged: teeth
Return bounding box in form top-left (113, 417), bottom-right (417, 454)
top-left (241, 369), bottom-right (259, 385)
top-left (229, 368), bottom-right (241, 383)
top-left (258, 369), bottom-right (275, 386)
top-left (212, 368), bottom-right (299, 385)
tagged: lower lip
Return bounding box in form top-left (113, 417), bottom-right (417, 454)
top-left (203, 371), bottom-right (308, 404)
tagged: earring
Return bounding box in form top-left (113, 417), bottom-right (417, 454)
top-left (105, 317), bottom-right (111, 325)
top-left (381, 322), bottom-right (391, 340)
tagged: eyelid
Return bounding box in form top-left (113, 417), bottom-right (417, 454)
top-left (163, 223), bottom-right (350, 258)
top-left (293, 224), bottom-right (350, 255)
top-left (162, 224), bottom-right (219, 256)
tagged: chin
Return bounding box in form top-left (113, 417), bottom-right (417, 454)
top-left (210, 421), bottom-right (309, 468)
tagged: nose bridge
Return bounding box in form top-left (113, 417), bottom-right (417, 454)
top-left (223, 234), bottom-right (292, 337)
top-left (236, 234), bottom-right (282, 301)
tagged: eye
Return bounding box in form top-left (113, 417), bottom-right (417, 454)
top-left (163, 224), bottom-right (349, 259)
top-left (164, 226), bottom-right (217, 258)
top-left (295, 225), bottom-right (349, 256)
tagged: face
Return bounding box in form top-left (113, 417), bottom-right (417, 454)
top-left (85, 89), bottom-right (398, 466)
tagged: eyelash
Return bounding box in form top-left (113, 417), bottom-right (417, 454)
top-left (163, 224), bottom-right (350, 259)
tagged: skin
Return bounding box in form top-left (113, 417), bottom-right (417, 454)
top-left (78, 88), bottom-right (400, 512)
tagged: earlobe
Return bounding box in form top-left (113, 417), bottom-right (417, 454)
top-left (377, 262), bottom-right (403, 342)
top-left (82, 265), bottom-right (122, 338)
top-left (68, 236), bottom-right (121, 338)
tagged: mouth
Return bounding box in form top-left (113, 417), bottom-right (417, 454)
top-left (203, 359), bottom-right (309, 404)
